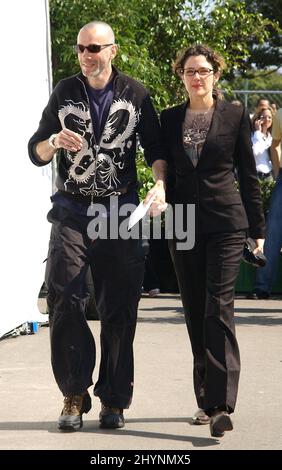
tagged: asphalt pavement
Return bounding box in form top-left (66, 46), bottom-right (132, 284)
top-left (0, 294), bottom-right (281, 452)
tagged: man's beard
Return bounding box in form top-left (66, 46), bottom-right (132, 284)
top-left (84, 58), bottom-right (109, 79)
top-left (88, 66), bottom-right (102, 78)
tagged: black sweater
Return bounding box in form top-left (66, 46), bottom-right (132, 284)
top-left (28, 68), bottom-right (164, 198)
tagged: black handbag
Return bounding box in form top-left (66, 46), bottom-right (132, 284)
top-left (242, 238), bottom-right (267, 268)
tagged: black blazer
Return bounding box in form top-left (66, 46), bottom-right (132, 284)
top-left (160, 99), bottom-right (265, 239)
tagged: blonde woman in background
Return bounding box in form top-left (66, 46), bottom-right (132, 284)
top-left (251, 106), bottom-right (274, 182)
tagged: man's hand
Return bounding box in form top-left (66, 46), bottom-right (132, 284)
top-left (144, 180), bottom-right (167, 217)
top-left (35, 129), bottom-right (83, 163)
top-left (54, 129), bottom-right (83, 152)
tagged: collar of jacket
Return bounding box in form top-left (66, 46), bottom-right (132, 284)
top-left (179, 96), bottom-right (228, 120)
top-left (75, 65), bottom-right (130, 99)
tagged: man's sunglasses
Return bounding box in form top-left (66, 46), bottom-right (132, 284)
top-left (74, 43), bottom-right (114, 54)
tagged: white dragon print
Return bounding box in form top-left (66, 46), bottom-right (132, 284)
top-left (58, 99), bottom-right (140, 194)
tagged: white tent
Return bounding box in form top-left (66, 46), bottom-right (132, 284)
top-left (0, 0), bottom-right (53, 337)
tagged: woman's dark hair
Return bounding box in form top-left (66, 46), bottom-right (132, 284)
top-left (173, 44), bottom-right (226, 99)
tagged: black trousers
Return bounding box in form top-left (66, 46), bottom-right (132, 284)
top-left (45, 203), bottom-right (145, 409)
top-left (143, 249), bottom-right (160, 292)
top-left (169, 231), bottom-right (246, 414)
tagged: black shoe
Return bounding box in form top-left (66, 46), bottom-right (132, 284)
top-left (246, 290), bottom-right (270, 300)
top-left (99, 404), bottom-right (125, 429)
top-left (58, 391), bottom-right (91, 431)
top-left (210, 411), bottom-right (233, 438)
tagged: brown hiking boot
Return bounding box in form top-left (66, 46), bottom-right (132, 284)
top-left (58, 391), bottom-right (91, 431)
top-left (210, 410), bottom-right (233, 438)
top-left (99, 403), bottom-right (125, 429)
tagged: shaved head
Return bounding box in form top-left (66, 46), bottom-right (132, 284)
top-left (79, 21), bottom-right (115, 43)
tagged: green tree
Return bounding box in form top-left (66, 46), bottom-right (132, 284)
top-left (49, 0), bottom-right (281, 199)
top-left (231, 72), bottom-right (282, 91)
top-left (49, 0), bottom-right (280, 109)
top-left (226, 71), bottom-right (282, 110)
top-left (245, 0), bottom-right (282, 72)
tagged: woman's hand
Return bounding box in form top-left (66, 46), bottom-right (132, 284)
top-left (254, 118), bottom-right (262, 132)
top-left (144, 180), bottom-right (167, 217)
top-left (253, 238), bottom-right (265, 255)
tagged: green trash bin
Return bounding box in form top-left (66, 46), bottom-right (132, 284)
top-left (235, 254), bottom-right (282, 294)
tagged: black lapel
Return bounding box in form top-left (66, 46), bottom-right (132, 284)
top-left (198, 99), bottom-right (227, 164)
top-left (174, 101), bottom-right (195, 168)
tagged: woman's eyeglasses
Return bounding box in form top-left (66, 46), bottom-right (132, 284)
top-left (182, 68), bottom-right (214, 77)
top-left (74, 44), bottom-right (114, 54)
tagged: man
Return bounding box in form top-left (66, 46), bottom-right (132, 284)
top-left (255, 97), bottom-right (270, 114)
top-left (28, 21), bottom-right (166, 431)
top-left (251, 106), bottom-right (282, 299)
top-left (249, 97), bottom-right (270, 119)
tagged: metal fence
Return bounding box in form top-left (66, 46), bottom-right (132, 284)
top-left (225, 90), bottom-right (282, 113)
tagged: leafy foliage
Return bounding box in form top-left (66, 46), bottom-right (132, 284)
top-left (49, 0), bottom-right (280, 198)
top-left (136, 154), bottom-right (155, 200)
top-left (244, 0), bottom-right (282, 72)
top-left (49, 0), bottom-right (280, 110)
top-left (226, 71), bottom-right (282, 110)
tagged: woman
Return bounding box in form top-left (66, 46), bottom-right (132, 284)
top-left (160, 45), bottom-right (265, 438)
top-left (252, 107), bottom-right (273, 182)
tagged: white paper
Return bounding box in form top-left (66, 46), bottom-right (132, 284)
top-left (128, 194), bottom-right (156, 230)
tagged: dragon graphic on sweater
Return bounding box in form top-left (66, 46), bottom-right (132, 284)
top-left (58, 99), bottom-right (140, 196)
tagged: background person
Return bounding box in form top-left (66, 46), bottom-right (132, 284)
top-left (271, 102), bottom-right (277, 115)
top-left (249, 97), bottom-right (271, 120)
top-left (230, 99), bottom-right (242, 107)
top-left (254, 97), bottom-right (270, 114)
top-left (160, 44), bottom-right (265, 438)
top-left (250, 106), bottom-right (282, 299)
top-left (28, 21), bottom-right (166, 432)
top-left (251, 106), bottom-right (274, 182)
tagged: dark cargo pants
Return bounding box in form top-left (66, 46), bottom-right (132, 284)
top-left (45, 201), bottom-right (145, 409)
